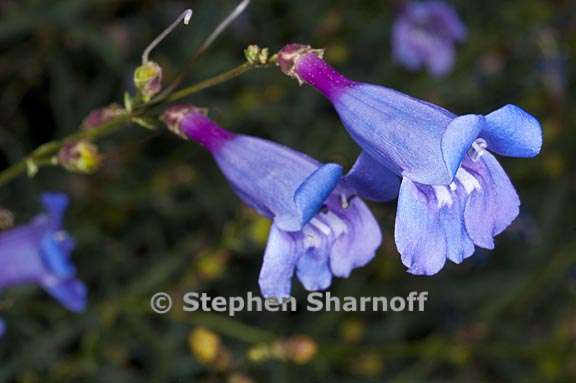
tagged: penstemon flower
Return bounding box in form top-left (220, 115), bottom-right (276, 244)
top-left (277, 43), bottom-right (542, 185)
top-left (392, 1), bottom-right (467, 77)
top-left (162, 106), bottom-right (382, 297)
top-left (277, 45), bottom-right (542, 274)
top-left (277, 43), bottom-right (488, 186)
top-left (0, 193), bottom-right (87, 335)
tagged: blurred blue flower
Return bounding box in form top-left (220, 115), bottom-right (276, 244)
top-left (392, 1), bottom-right (466, 77)
top-left (0, 193), bottom-right (87, 334)
top-left (163, 106), bottom-right (382, 297)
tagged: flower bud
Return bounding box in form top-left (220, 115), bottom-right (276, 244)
top-left (278, 335), bottom-right (318, 364)
top-left (134, 61), bottom-right (162, 101)
top-left (244, 45), bottom-right (271, 65)
top-left (58, 140), bottom-right (102, 174)
top-left (249, 335), bottom-right (317, 365)
top-left (81, 104), bottom-right (125, 130)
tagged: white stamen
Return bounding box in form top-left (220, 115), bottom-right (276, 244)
top-left (322, 211), bottom-right (348, 237)
top-left (469, 138), bottom-right (488, 162)
top-left (456, 168), bottom-right (482, 194)
top-left (310, 217), bottom-right (332, 236)
top-left (449, 182), bottom-right (457, 192)
top-left (340, 193), bottom-right (349, 209)
top-left (432, 185), bottom-right (453, 208)
top-left (142, 9), bottom-right (194, 64)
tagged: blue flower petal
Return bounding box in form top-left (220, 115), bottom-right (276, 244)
top-left (329, 196), bottom-right (382, 277)
top-left (426, 39), bottom-right (456, 77)
top-left (41, 192), bottom-right (69, 228)
top-left (343, 152), bottom-right (400, 201)
top-left (292, 163), bottom-right (342, 228)
top-left (481, 104), bottom-right (542, 158)
top-left (40, 232), bottom-right (76, 278)
top-left (296, 243), bottom-right (333, 292)
top-left (391, 0), bottom-right (466, 77)
top-left (395, 178), bottom-right (448, 275)
top-left (464, 153), bottom-right (520, 249)
top-left (441, 114), bottom-right (485, 181)
top-left (437, 188), bottom-right (475, 264)
top-left (215, 136), bottom-right (338, 232)
top-left (395, 176), bottom-right (476, 275)
top-left (0, 224), bottom-right (49, 287)
top-left (43, 278), bottom-right (87, 313)
top-left (334, 84), bottom-right (481, 185)
top-left (258, 224), bottom-right (298, 298)
top-left (0, 318), bottom-right (5, 337)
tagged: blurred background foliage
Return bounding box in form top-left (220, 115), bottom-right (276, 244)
top-left (0, 0), bottom-right (575, 381)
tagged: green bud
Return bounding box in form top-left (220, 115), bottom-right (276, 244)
top-left (134, 61), bottom-right (162, 101)
top-left (244, 45), bottom-right (271, 65)
top-left (58, 140), bottom-right (102, 174)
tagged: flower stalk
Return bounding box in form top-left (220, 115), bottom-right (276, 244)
top-left (0, 59), bottom-right (273, 188)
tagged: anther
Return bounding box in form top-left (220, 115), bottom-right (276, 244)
top-left (469, 138), bottom-right (487, 162)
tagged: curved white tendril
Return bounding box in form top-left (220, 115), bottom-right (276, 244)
top-left (142, 9), bottom-right (194, 64)
top-left (197, 0), bottom-right (250, 54)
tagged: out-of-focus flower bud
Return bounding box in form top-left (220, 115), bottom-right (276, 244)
top-left (189, 327), bottom-right (221, 364)
top-left (339, 319), bottom-right (365, 343)
top-left (81, 104), bottom-right (125, 130)
top-left (58, 140), bottom-right (102, 174)
top-left (278, 335), bottom-right (318, 364)
top-left (196, 250), bottom-right (229, 282)
top-left (247, 344), bottom-right (271, 363)
top-left (249, 335), bottom-right (317, 365)
top-left (349, 352), bottom-right (384, 377)
top-left (134, 61), bottom-right (162, 101)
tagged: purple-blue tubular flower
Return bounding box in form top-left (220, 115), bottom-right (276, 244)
top-left (277, 44), bottom-right (541, 187)
top-left (278, 44), bottom-right (485, 186)
top-left (0, 193), bottom-right (87, 334)
top-left (277, 45), bottom-right (542, 275)
top-left (162, 106), bottom-right (382, 297)
top-left (392, 1), bottom-right (467, 77)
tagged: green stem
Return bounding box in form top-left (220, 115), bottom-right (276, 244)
top-left (0, 114), bottom-right (131, 188)
top-left (164, 62), bottom-right (258, 104)
top-left (0, 61), bottom-right (270, 189)
top-left (0, 162), bottom-right (26, 188)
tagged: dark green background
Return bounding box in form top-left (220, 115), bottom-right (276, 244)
top-left (0, 0), bottom-right (574, 381)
